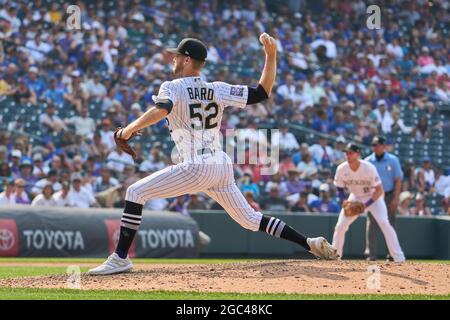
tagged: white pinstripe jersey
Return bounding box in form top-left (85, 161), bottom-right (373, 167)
top-left (152, 76), bottom-right (248, 159)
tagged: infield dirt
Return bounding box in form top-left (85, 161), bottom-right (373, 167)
top-left (0, 260), bottom-right (449, 295)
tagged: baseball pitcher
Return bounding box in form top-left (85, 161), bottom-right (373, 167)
top-left (89, 34), bottom-right (338, 275)
top-left (332, 143), bottom-right (405, 262)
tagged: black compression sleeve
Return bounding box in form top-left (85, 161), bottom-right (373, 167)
top-left (246, 84), bottom-right (269, 105)
top-left (155, 98), bottom-right (173, 114)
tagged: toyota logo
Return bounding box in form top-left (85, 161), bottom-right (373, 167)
top-left (0, 229), bottom-right (15, 251)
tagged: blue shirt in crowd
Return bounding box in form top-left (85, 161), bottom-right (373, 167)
top-left (309, 199), bottom-right (341, 214)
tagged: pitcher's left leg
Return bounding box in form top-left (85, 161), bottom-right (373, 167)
top-left (368, 200), bottom-right (405, 262)
top-left (204, 183), bottom-right (338, 259)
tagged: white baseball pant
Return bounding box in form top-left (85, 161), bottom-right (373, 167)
top-left (125, 150), bottom-right (263, 231)
top-left (332, 195), bottom-right (405, 262)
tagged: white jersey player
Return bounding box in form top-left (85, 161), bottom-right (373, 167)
top-left (332, 143), bottom-right (405, 262)
top-left (89, 35), bottom-right (339, 275)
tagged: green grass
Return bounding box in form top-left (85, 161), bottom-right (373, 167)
top-left (0, 288), bottom-right (448, 300)
top-left (0, 258), bottom-right (448, 300)
top-left (0, 266), bottom-right (89, 279)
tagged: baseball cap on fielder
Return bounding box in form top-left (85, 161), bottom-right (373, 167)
top-left (371, 135), bottom-right (386, 145)
top-left (345, 143), bottom-right (361, 153)
top-left (166, 38), bottom-right (208, 62)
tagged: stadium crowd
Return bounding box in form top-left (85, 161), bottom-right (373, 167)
top-left (0, 0), bottom-right (449, 216)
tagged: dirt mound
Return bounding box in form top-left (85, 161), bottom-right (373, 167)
top-left (1, 260), bottom-right (449, 295)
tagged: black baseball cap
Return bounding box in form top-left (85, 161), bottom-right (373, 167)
top-left (371, 136), bottom-right (386, 145)
top-left (166, 38), bottom-right (207, 62)
top-left (345, 143), bottom-right (361, 153)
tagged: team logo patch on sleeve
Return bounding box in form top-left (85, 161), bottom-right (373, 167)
top-left (230, 86), bottom-right (244, 97)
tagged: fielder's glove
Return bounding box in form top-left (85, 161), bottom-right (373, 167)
top-left (342, 200), bottom-right (365, 217)
top-left (114, 127), bottom-right (141, 159)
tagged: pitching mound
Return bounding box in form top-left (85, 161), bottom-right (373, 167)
top-left (0, 260), bottom-right (449, 295)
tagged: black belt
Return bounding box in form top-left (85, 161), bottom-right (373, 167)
top-left (196, 148), bottom-right (215, 156)
top-left (385, 190), bottom-right (394, 195)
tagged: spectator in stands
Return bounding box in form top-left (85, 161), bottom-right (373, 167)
top-left (14, 178), bottom-right (30, 205)
top-left (85, 73), bottom-right (107, 98)
top-left (282, 168), bottom-right (310, 196)
top-left (278, 153), bottom-right (296, 177)
top-left (0, 161), bottom-right (11, 179)
top-left (312, 109), bottom-right (333, 134)
top-left (276, 74), bottom-right (296, 101)
top-left (309, 183), bottom-right (340, 214)
top-left (8, 149), bottom-right (22, 178)
top-left (25, 33), bottom-right (52, 63)
top-left (168, 195), bottom-right (190, 216)
top-left (87, 132), bottom-right (109, 159)
top-left (332, 136), bottom-right (347, 165)
top-left (106, 146), bottom-right (134, 174)
top-left (31, 184), bottom-right (56, 206)
top-left (187, 194), bottom-right (207, 210)
top-left (390, 109), bottom-right (413, 134)
top-left (93, 167), bottom-right (119, 193)
top-left (6, 78), bottom-right (37, 105)
top-left (0, 146), bottom-right (7, 164)
top-left (271, 121), bottom-right (299, 152)
top-left (398, 191), bottom-right (414, 216)
top-left (31, 169), bottom-right (62, 197)
top-left (265, 173), bottom-right (287, 197)
top-left (43, 77), bottom-right (67, 106)
top-left (289, 191), bottom-right (311, 213)
top-left (139, 143), bottom-right (167, 173)
top-left (244, 191), bottom-right (261, 211)
top-left (128, 103), bottom-right (144, 122)
top-left (47, 154), bottom-right (66, 175)
top-left (311, 30), bottom-right (337, 59)
top-left (52, 182), bottom-right (74, 207)
top-left (17, 158), bottom-right (38, 194)
top-left (65, 107), bottom-right (96, 139)
top-left (39, 104), bottom-right (67, 134)
top-left (0, 178), bottom-right (16, 205)
top-left (373, 100), bottom-right (394, 134)
top-left (416, 157), bottom-right (435, 193)
top-left (68, 172), bottom-right (99, 208)
top-left (309, 136), bottom-right (334, 168)
top-left (99, 118), bottom-right (116, 151)
top-left (25, 66), bottom-right (45, 98)
top-left (239, 173), bottom-right (260, 199)
top-left (260, 183), bottom-right (289, 211)
top-left (411, 193), bottom-right (432, 216)
top-left (31, 153), bottom-right (46, 178)
top-left (411, 115), bottom-right (431, 141)
top-left (417, 46), bottom-right (435, 72)
top-left (63, 71), bottom-right (87, 113)
top-left (296, 152), bottom-right (318, 176)
top-left (432, 166), bottom-right (450, 197)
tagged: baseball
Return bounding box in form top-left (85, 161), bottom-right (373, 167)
top-left (259, 33), bottom-right (270, 43)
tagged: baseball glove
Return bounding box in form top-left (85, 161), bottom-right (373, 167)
top-left (342, 200), bottom-right (365, 217)
top-left (114, 127), bottom-right (141, 159)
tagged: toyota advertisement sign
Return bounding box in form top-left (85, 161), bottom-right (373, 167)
top-left (0, 206), bottom-right (200, 258)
